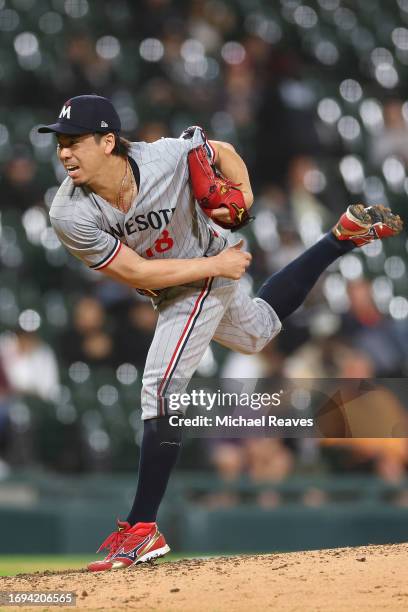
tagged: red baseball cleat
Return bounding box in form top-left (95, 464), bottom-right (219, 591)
top-left (88, 521), bottom-right (170, 572)
top-left (333, 204), bottom-right (403, 247)
top-left (87, 520), bottom-right (133, 572)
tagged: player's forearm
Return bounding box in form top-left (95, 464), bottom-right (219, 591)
top-left (105, 255), bottom-right (216, 290)
top-left (210, 141), bottom-right (254, 208)
top-left (102, 239), bottom-right (250, 288)
top-left (136, 257), bottom-right (218, 289)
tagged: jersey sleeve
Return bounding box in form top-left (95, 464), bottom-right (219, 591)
top-left (179, 125), bottom-right (216, 163)
top-left (50, 215), bottom-right (122, 270)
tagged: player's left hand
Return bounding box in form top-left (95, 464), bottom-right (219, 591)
top-left (188, 145), bottom-right (254, 232)
top-left (210, 206), bottom-right (233, 225)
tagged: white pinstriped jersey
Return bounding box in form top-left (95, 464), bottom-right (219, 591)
top-left (48, 125), bottom-right (283, 420)
top-left (49, 127), bottom-right (227, 285)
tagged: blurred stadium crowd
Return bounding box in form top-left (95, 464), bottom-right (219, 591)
top-left (1, 0), bottom-right (408, 500)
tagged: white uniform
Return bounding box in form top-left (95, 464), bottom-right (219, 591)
top-left (50, 127), bottom-right (281, 419)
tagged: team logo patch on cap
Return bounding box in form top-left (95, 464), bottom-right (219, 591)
top-left (101, 120), bottom-right (108, 127)
top-left (59, 104), bottom-right (71, 119)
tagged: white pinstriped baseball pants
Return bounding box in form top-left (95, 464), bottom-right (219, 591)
top-left (141, 278), bottom-right (282, 419)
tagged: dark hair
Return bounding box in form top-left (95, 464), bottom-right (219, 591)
top-left (93, 133), bottom-right (131, 157)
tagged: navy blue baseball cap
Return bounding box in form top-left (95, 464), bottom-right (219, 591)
top-left (38, 94), bottom-right (121, 135)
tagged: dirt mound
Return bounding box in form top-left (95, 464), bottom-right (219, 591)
top-left (1, 544), bottom-right (408, 611)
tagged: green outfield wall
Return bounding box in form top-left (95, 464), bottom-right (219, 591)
top-left (1, 473), bottom-right (408, 554)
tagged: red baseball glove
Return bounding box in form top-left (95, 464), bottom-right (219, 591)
top-left (187, 145), bottom-right (254, 232)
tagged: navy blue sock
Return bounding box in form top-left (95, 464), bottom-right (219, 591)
top-left (257, 232), bottom-right (355, 321)
top-left (126, 416), bottom-right (182, 525)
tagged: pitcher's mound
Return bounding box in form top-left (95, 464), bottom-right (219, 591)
top-left (2, 543), bottom-right (408, 611)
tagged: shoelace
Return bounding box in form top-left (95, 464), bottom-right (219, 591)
top-left (97, 528), bottom-right (129, 554)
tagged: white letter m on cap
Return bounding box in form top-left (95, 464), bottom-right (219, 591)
top-left (59, 105), bottom-right (71, 119)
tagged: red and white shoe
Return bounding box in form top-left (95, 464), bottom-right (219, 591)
top-left (88, 521), bottom-right (170, 572)
top-left (87, 520), bottom-right (133, 572)
top-left (333, 204), bottom-right (403, 247)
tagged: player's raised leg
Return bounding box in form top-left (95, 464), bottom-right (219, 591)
top-left (256, 204), bottom-right (403, 321)
top-left (214, 204), bottom-right (403, 355)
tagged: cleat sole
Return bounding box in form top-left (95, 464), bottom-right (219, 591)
top-left (134, 544), bottom-right (171, 565)
top-left (366, 205), bottom-right (403, 234)
top-left (347, 204), bottom-right (372, 227)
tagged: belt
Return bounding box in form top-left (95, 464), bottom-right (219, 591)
top-left (136, 288), bottom-right (161, 298)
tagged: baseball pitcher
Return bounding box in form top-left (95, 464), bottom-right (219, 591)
top-left (38, 95), bottom-right (402, 571)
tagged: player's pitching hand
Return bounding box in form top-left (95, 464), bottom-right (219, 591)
top-left (214, 240), bottom-right (252, 280)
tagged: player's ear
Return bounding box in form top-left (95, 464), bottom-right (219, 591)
top-left (102, 132), bottom-right (116, 155)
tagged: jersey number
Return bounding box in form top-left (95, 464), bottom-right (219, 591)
top-left (146, 230), bottom-right (174, 258)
